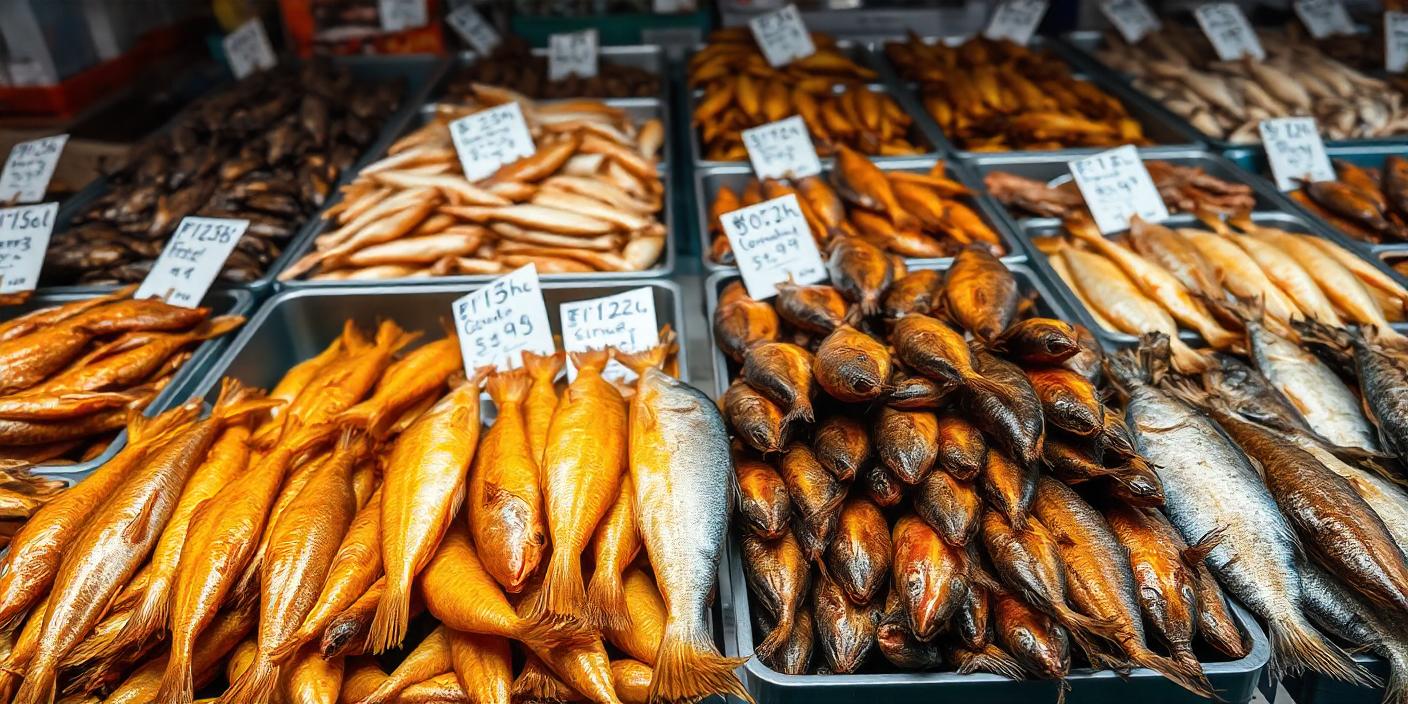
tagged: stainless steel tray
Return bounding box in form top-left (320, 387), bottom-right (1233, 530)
top-left (694, 157), bottom-right (1025, 275)
top-left (10, 288), bottom-right (255, 479)
top-left (442, 46), bottom-right (668, 102)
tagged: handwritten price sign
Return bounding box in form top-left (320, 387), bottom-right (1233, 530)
top-left (749, 5), bottom-right (816, 68)
top-left (549, 30), bottom-right (599, 81)
top-left (1100, 0), bottom-right (1161, 44)
top-left (722, 193), bottom-right (827, 299)
top-left (452, 264), bottom-right (555, 373)
top-left (1260, 117), bottom-right (1335, 190)
top-left (0, 135), bottom-right (68, 204)
top-left (0, 203), bottom-right (56, 294)
top-left (1195, 3), bottom-right (1265, 61)
top-left (135, 217), bottom-right (248, 307)
top-left (1069, 145), bottom-right (1169, 234)
top-left (560, 287), bottom-right (659, 382)
top-left (450, 103), bottom-right (537, 182)
top-left (743, 116), bottom-right (822, 181)
top-left (984, 0), bottom-right (1050, 47)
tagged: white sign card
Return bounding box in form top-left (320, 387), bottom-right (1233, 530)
top-left (983, 0), bottom-right (1050, 47)
top-left (1068, 145), bottom-right (1170, 234)
top-left (721, 193), bottom-right (827, 299)
top-left (134, 217), bottom-right (248, 307)
top-left (0, 203), bottom-right (57, 294)
top-left (449, 103), bottom-right (537, 182)
top-left (749, 5), bottom-right (816, 68)
top-left (1195, 3), bottom-right (1266, 61)
top-left (452, 264), bottom-right (555, 373)
top-left (742, 116), bottom-right (823, 181)
top-left (1260, 117), bottom-right (1336, 190)
top-left (1294, 0), bottom-right (1355, 40)
top-left (379, 0), bottom-right (428, 31)
top-left (222, 18), bottom-right (277, 80)
top-left (0, 134), bottom-right (68, 205)
top-left (560, 286), bottom-right (659, 382)
top-left (1100, 0), bottom-right (1161, 44)
top-left (548, 30), bottom-right (599, 81)
top-left (1387, 12), bottom-right (1408, 73)
top-left (446, 5), bottom-right (501, 56)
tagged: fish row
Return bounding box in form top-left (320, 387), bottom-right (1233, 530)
top-left (0, 466), bottom-right (65, 551)
top-left (446, 37), bottom-right (662, 100)
top-left (884, 34), bottom-right (1148, 152)
top-left (0, 287), bottom-right (244, 466)
top-left (51, 61), bottom-right (403, 286)
top-left (985, 161), bottom-right (1256, 220)
top-left (1290, 157), bottom-right (1408, 244)
top-left (0, 317), bottom-right (748, 704)
top-left (282, 87), bottom-right (666, 282)
top-left (707, 148), bottom-right (1004, 265)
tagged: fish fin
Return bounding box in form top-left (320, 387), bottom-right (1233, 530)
top-left (781, 402), bottom-right (814, 427)
top-left (1267, 611), bottom-right (1379, 687)
top-left (752, 613), bottom-right (793, 662)
top-left (568, 348), bottom-right (611, 375)
top-left (123, 493), bottom-right (159, 546)
top-left (191, 315), bottom-right (245, 341)
top-left (217, 653), bottom-right (279, 704)
top-left (1180, 527), bottom-right (1226, 568)
top-left (955, 645), bottom-right (1026, 680)
top-left (511, 657), bottom-right (573, 702)
top-left (649, 617), bottom-right (753, 704)
top-left (367, 583), bottom-right (411, 654)
top-left (521, 350), bottom-right (566, 381)
top-left (1129, 647), bottom-right (1218, 700)
top-left (612, 344), bottom-right (669, 375)
top-left (106, 579), bottom-right (168, 663)
top-left (583, 567), bottom-right (633, 633)
top-left (486, 369), bottom-right (532, 406)
top-left (524, 544), bottom-right (588, 624)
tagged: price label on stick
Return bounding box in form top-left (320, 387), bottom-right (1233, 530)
top-left (453, 264), bottom-right (555, 374)
top-left (983, 0), bottom-right (1049, 47)
top-left (1100, 0), bottom-right (1161, 44)
top-left (134, 217), bottom-right (248, 308)
top-left (379, 0), bottom-right (427, 31)
top-left (560, 287), bottom-right (659, 382)
top-left (450, 103), bottom-right (536, 182)
top-left (1068, 145), bottom-right (1169, 235)
top-left (0, 134), bottom-right (68, 205)
top-left (722, 193), bottom-right (827, 300)
top-left (749, 5), bottom-right (816, 68)
top-left (1294, 0), bottom-right (1354, 40)
top-left (0, 203), bottom-right (56, 295)
top-left (222, 18), bottom-right (277, 80)
top-left (1260, 117), bottom-right (1335, 191)
top-left (447, 5), bottom-right (501, 56)
top-left (1195, 3), bottom-right (1265, 61)
top-left (548, 30), bottom-right (599, 81)
top-left (743, 116), bottom-right (822, 181)
top-left (1387, 12), bottom-right (1408, 73)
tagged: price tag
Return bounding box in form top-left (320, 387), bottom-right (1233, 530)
top-left (1195, 3), bottom-right (1265, 61)
top-left (452, 264), bottom-right (555, 373)
top-left (1259, 117), bottom-right (1336, 190)
top-left (721, 193), bottom-right (827, 299)
top-left (1100, 0), bottom-right (1161, 44)
top-left (450, 103), bottom-right (536, 182)
top-left (1294, 0), bottom-right (1354, 40)
top-left (560, 287), bottom-right (659, 382)
top-left (134, 217), bottom-right (247, 307)
top-left (548, 30), bottom-right (599, 82)
top-left (742, 116), bottom-right (823, 181)
top-left (1068, 145), bottom-right (1169, 234)
top-left (222, 18), bottom-right (277, 80)
top-left (983, 0), bottom-right (1049, 46)
top-left (1388, 12), bottom-right (1408, 73)
top-left (379, 0), bottom-right (428, 31)
top-left (447, 5), bottom-right (500, 56)
top-left (0, 134), bottom-right (68, 204)
top-left (0, 203), bottom-right (56, 294)
top-left (749, 5), bottom-right (816, 68)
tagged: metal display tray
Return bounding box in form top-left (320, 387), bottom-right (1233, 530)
top-left (869, 35), bottom-right (1205, 158)
top-left (10, 288), bottom-right (254, 479)
top-left (694, 157), bottom-right (1025, 275)
top-left (703, 263), bottom-right (1272, 704)
top-left (46, 55), bottom-right (449, 298)
top-left (439, 46), bottom-right (668, 103)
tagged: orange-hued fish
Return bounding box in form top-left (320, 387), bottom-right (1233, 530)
top-left (267, 331), bottom-right (348, 413)
top-left (14, 384), bottom-right (272, 704)
top-left (287, 489), bottom-right (383, 655)
top-left (470, 370), bottom-right (547, 595)
top-left (284, 645), bottom-right (343, 704)
top-left (339, 337), bottom-right (461, 438)
top-left (0, 593), bottom-right (48, 697)
top-left (603, 566), bottom-right (667, 666)
top-left (449, 631), bottom-right (512, 704)
top-left (585, 474), bottom-right (640, 631)
top-left (834, 145), bottom-right (917, 231)
top-left (526, 349), bottom-right (628, 623)
top-left (100, 604), bottom-right (255, 704)
top-left (418, 523), bottom-right (558, 646)
top-left (25, 317), bottom-right (243, 397)
top-left (0, 285), bottom-right (135, 343)
top-left (372, 378), bottom-right (485, 652)
top-left (219, 432), bottom-right (364, 704)
top-left (271, 321), bottom-right (418, 445)
top-left (522, 351), bottom-right (565, 465)
top-left (354, 626), bottom-right (452, 704)
top-left (612, 659), bottom-right (654, 704)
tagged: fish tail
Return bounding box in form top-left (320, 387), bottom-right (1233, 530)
top-left (955, 645), bottom-right (1026, 680)
top-left (192, 315), bottom-right (245, 341)
top-left (521, 350), bottom-right (565, 381)
top-left (782, 401), bottom-right (814, 427)
top-left (9, 662), bottom-right (54, 704)
top-left (268, 630), bottom-right (311, 664)
top-left (154, 642), bottom-right (195, 704)
top-left (1180, 527), bottom-right (1226, 568)
top-left (106, 583), bottom-right (167, 661)
top-left (648, 617), bottom-right (753, 704)
top-left (1130, 646), bottom-right (1217, 700)
top-left (525, 546), bottom-right (588, 623)
top-left (611, 344), bottom-right (669, 375)
top-left (752, 613), bottom-right (793, 662)
top-left (568, 348), bottom-right (612, 375)
top-left (367, 582), bottom-right (411, 654)
top-left (486, 369), bottom-right (532, 406)
top-left (583, 567), bottom-right (633, 632)
top-left (1268, 612), bottom-right (1379, 687)
top-left (1384, 646), bottom-right (1408, 704)
top-left (218, 652), bottom-right (279, 704)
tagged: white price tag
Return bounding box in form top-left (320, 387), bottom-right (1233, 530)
top-left (447, 5), bottom-right (500, 56)
top-left (450, 103), bottom-right (537, 182)
top-left (749, 5), bottom-right (816, 68)
top-left (560, 287), bottom-right (658, 382)
top-left (222, 18), bottom-right (277, 80)
top-left (452, 264), bottom-right (555, 373)
top-left (548, 30), bottom-right (599, 81)
top-left (1294, 0), bottom-right (1354, 40)
top-left (1100, 0), bottom-right (1161, 44)
top-left (0, 134), bottom-right (67, 204)
top-left (722, 193), bottom-right (827, 299)
top-left (1195, 3), bottom-right (1265, 61)
top-left (983, 0), bottom-right (1050, 46)
top-left (1260, 117), bottom-right (1336, 190)
top-left (743, 116), bottom-right (822, 181)
top-left (379, 0), bottom-right (428, 31)
top-left (134, 217), bottom-right (248, 308)
top-left (1387, 12), bottom-right (1408, 73)
top-left (0, 203), bottom-right (56, 294)
top-left (1069, 145), bottom-right (1169, 234)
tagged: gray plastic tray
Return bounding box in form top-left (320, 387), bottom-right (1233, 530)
top-left (694, 156), bottom-right (1025, 275)
top-left (4, 287), bottom-right (254, 479)
top-left (1277, 654), bottom-right (1388, 704)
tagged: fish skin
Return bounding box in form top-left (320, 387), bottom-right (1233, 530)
top-left (741, 342), bottom-right (816, 426)
top-left (761, 609), bottom-right (815, 675)
top-left (935, 413), bottom-right (986, 481)
top-left (449, 631), bottom-right (512, 704)
top-left (956, 576), bottom-right (991, 651)
top-left (826, 237), bottom-right (893, 317)
top-left (1025, 366), bottom-right (1103, 437)
top-left (813, 325), bottom-right (891, 403)
top-left (882, 270), bottom-right (942, 319)
top-left (780, 442), bottom-right (845, 560)
top-left (744, 532), bottom-right (810, 662)
top-left (885, 371), bottom-right (954, 410)
top-left (723, 380), bottom-right (789, 456)
top-left (603, 566), bottom-right (667, 666)
top-left (774, 279), bottom-right (849, 334)
top-left (826, 497), bottom-right (892, 606)
top-left (968, 352), bottom-right (1046, 475)
top-left (1224, 227), bottom-right (1344, 327)
top-left (284, 645), bottom-right (342, 704)
top-left (353, 626), bottom-right (452, 704)
top-left (891, 513), bottom-right (969, 641)
top-left (1339, 327), bottom-right (1408, 462)
top-left (1127, 218), bottom-right (1222, 302)
top-left (734, 450), bottom-right (790, 540)
top-left (1299, 564), bottom-right (1408, 704)
top-left (978, 449), bottom-right (1038, 531)
top-left (1059, 247), bottom-right (1193, 369)
top-left (1103, 502), bottom-right (1207, 669)
top-left (811, 414), bottom-right (871, 482)
top-left (1179, 227), bottom-right (1303, 325)
top-left (863, 463), bottom-right (906, 508)
top-left (611, 659), bottom-right (653, 704)
top-left (915, 467), bottom-right (981, 546)
top-left (285, 488), bottom-right (383, 662)
top-left (874, 407), bottom-right (940, 485)
top-left (992, 590), bottom-right (1070, 680)
top-left (834, 145), bottom-right (917, 231)
top-left (812, 570), bottom-right (880, 674)
top-left (889, 313), bottom-right (986, 389)
top-left (876, 603), bottom-right (943, 670)
top-left (1200, 352), bottom-right (1311, 434)
top-left (521, 351), bottom-right (564, 465)
top-left (99, 603), bottom-right (255, 704)
top-left (1252, 229), bottom-right (1402, 341)
top-left (712, 297), bottom-right (780, 365)
top-left (418, 525), bottom-right (555, 649)
top-left (470, 371), bottom-right (547, 595)
top-left (994, 318), bottom-right (1080, 366)
top-left (944, 246), bottom-right (1019, 342)
top-left (585, 473), bottom-right (640, 631)
top-left (338, 337), bottom-right (461, 439)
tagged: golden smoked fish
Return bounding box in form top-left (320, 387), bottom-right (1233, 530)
top-left (418, 523), bottom-right (558, 646)
top-left (585, 474), bottom-right (640, 630)
top-left (372, 379), bottom-right (485, 652)
top-left (470, 370), bottom-right (547, 594)
top-left (527, 349), bottom-right (628, 622)
top-left (603, 566), bottom-right (667, 666)
top-left (1178, 227), bottom-right (1303, 325)
top-left (1060, 247), bottom-right (1205, 372)
top-left (449, 631), bottom-right (512, 704)
top-left (521, 351), bottom-right (564, 464)
top-left (287, 489), bottom-right (384, 654)
top-left (339, 336), bottom-right (461, 438)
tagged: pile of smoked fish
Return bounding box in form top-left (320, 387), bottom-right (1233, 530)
top-left (713, 246), bottom-right (1248, 693)
top-left (985, 161), bottom-right (1256, 220)
top-left (0, 287), bottom-right (243, 467)
top-left (446, 38), bottom-right (662, 99)
top-left (689, 28), bottom-right (924, 161)
top-left (282, 86), bottom-right (666, 281)
top-left (1285, 156), bottom-right (1408, 244)
top-left (1096, 26), bottom-right (1408, 143)
top-left (48, 62), bottom-right (404, 286)
top-left (0, 467), bottom-right (65, 550)
top-left (884, 34), bottom-right (1148, 151)
top-left (0, 319), bottom-right (750, 704)
top-left (708, 147), bottom-right (1005, 264)
top-left (1036, 213), bottom-right (1408, 372)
